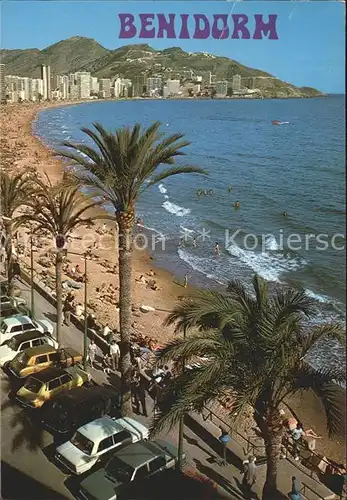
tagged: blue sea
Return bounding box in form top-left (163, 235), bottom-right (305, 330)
top-left (34, 96), bottom-right (346, 368)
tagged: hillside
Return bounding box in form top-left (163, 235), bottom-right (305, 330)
top-left (0, 36), bottom-right (322, 97)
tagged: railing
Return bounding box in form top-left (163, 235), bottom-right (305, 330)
top-left (200, 405), bottom-right (266, 458)
top-left (301, 482), bottom-right (326, 500)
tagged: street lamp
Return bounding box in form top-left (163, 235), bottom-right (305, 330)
top-left (64, 249), bottom-right (88, 369)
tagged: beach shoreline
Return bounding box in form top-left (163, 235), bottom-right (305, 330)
top-left (1, 101), bottom-right (345, 465)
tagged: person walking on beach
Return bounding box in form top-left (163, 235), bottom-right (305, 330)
top-left (110, 340), bottom-right (120, 371)
top-left (183, 274), bottom-right (188, 288)
top-left (88, 339), bottom-right (97, 369)
top-left (242, 456), bottom-right (257, 498)
top-left (214, 242), bottom-right (220, 256)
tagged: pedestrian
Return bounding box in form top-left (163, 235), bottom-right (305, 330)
top-left (131, 368), bottom-right (141, 412)
top-left (291, 422), bottom-right (305, 460)
top-left (63, 298), bottom-right (72, 326)
top-left (192, 237), bottom-right (197, 248)
top-left (103, 323), bottom-right (112, 337)
top-left (110, 340), bottom-right (120, 371)
top-left (137, 379), bottom-right (148, 417)
top-left (242, 456), bottom-right (257, 498)
top-left (102, 353), bottom-right (112, 374)
top-left (218, 428), bottom-right (230, 466)
top-left (183, 274), bottom-right (188, 288)
top-left (214, 242), bottom-right (220, 256)
top-left (289, 476), bottom-right (302, 500)
top-left (12, 260), bottom-right (21, 280)
top-left (88, 339), bottom-right (97, 368)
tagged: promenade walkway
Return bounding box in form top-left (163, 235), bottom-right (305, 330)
top-left (2, 269), bottom-right (339, 500)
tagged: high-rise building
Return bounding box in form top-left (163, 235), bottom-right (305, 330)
top-left (32, 79), bottom-right (44, 101)
top-left (69, 85), bottom-right (79, 100)
top-left (113, 78), bottom-right (122, 98)
top-left (99, 78), bottom-right (111, 98)
top-left (146, 77), bottom-right (162, 94)
top-left (166, 79), bottom-right (180, 95)
top-left (56, 75), bottom-right (69, 100)
top-left (216, 81), bottom-right (228, 97)
top-left (232, 74), bottom-right (241, 92)
top-left (132, 75), bottom-right (146, 97)
top-left (41, 64), bottom-right (51, 100)
top-left (90, 77), bottom-right (99, 95)
top-left (0, 64), bottom-right (6, 103)
top-left (76, 72), bottom-right (91, 99)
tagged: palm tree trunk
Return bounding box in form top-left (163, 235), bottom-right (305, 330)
top-left (55, 251), bottom-right (63, 347)
top-left (261, 414), bottom-right (285, 499)
top-left (4, 222), bottom-right (13, 287)
top-left (117, 211), bottom-right (134, 417)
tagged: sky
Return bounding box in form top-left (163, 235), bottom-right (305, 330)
top-left (0, 1), bottom-right (345, 93)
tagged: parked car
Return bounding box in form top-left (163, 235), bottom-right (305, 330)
top-left (15, 365), bottom-right (91, 409)
top-left (0, 303), bottom-right (23, 320)
top-left (0, 294), bottom-right (27, 308)
top-left (0, 330), bottom-right (58, 367)
top-left (55, 416), bottom-right (149, 475)
top-left (3, 344), bottom-right (82, 379)
top-left (41, 386), bottom-right (121, 437)
top-left (0, 315), bottom-right (53, 344)
top-left (78, 439), bottom-right (184, 500)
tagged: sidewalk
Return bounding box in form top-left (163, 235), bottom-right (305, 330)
top-left (16, 274), bottom-right (338, 500)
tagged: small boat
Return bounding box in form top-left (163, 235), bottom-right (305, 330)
top-left (272, 120), bottom-right (290, 125)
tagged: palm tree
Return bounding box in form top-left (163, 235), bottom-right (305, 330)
top-left (152, 275), bottom-right (345, 499)
top-left (0, 171), bottom-right (34, 286)
top-left (55, 121), bottom-right (206, 416)
top-left (16, 174), bottom-right (99, 347)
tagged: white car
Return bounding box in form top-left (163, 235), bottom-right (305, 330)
top-left (0, 295), bottom-right (27, 307)
top-left (55, 416), bottom-right (149, 475)
top-left (0, 330), bottom-right (58, 367)
top-left (0, 315), bottom-right (54, 344)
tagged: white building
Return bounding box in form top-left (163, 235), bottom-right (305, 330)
top-left (99, 78), bottom-right (111, 98)
top-left (216, 81), bottom-right (228, 97)
top-left (147, 77), bottom-right (162, 95)
top-left (41, 65), bottom-right (51, 100)
top-left (76, 72), bottom-right (91, 99)
top-left (0, 64), bottom-right (6, 103)
top-left (232, 74), bottom-right (241, 92)
top-left (113, 78), bottom-right (122, 98)
top-left (166, 79), bottom-right (180, 95)
top-left (90, 76), bottom-right (99, 95)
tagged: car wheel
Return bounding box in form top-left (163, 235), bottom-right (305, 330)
top-left (2, 361), bottom-right (10, 375)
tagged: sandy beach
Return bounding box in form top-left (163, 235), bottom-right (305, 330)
top-left (0, 101), bottom-right (345, 466)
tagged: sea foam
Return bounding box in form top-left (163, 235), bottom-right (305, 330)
top-left (162, 201), bottom-right (191, 217)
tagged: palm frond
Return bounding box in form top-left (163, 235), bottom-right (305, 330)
top-left (285, 365), bottom-right (346, 437)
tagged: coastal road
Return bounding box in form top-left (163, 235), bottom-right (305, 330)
top-left (1, 279), bottom-right (243, 499)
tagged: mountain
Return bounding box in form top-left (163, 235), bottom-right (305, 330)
top-left (0, 37), bottom-right (110, 78)
top-left (0, 36), bottom-right (322, 97)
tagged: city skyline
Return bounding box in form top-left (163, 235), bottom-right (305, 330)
top-left (1, 1), bottom-right (345, 94)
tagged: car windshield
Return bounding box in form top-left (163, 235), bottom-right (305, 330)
top-left (6, 337), bottom-right (20, 350)
top-left (71, 431), bottom-right (94, 455)
top-left (105, 457), bottom-right (134, 483)
top-left (24, 378), bottom-right (43, 393)
top-left (15, 351), bottom-right (29, 365)
top-left (0, 320), bottom-right (7, 334)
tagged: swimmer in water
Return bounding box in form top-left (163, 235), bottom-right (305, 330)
top-left (214, 242), bottom-right (220, 256)
top-left (234, 201), bottom-right (240, 209)
top-left (282, 211), bottom-right (288, 217)
top-left (228, 186), bottom-right (233, 193)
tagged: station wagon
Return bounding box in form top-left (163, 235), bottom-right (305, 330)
top-left (55, 416), bottom-right (149, 475)
top-left (4, 344), bottom-right (82, 379)
top-left (0, 315), bottom-right (53, 344)
top-left (15, 365), bottom-right (91, 409)
top-left (0, 330), bottom-right (58, 367)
